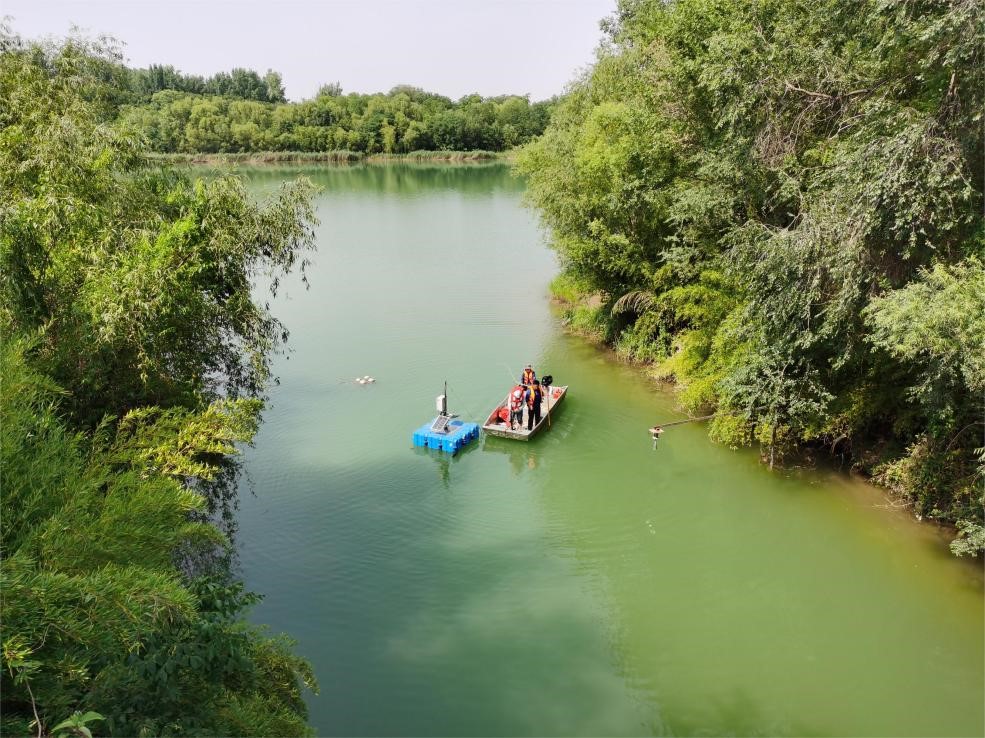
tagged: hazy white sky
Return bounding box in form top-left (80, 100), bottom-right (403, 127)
top-left (4, 0), bottom-right (615, 101)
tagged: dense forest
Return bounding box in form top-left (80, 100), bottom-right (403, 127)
top-left (98, 56), bottom-right (554, 155)
top-left (518, 0), bottom-right (984, 556)
top-left (1, 30), bottom-right (319, 735)
top-left (123, 86), bottom-right (553, 155)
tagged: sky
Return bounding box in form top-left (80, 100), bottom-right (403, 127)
top-left (4, 0), bottom-right (616, 101)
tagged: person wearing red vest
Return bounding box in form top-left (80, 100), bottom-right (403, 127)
top-left (509, 385), bottom-right (525, 430)
top-left (524, 379), bottom-right (542, 431)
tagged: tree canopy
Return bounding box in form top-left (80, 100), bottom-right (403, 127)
top-left (517, 0), bottom-right (984, 554)
top-left (121, 85), bottom-right (555, 155)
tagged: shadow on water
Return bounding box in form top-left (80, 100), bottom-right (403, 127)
top-left (178, 458), bottom-right (244, 579)
top-left (480, 436), bottom-right (542, 477)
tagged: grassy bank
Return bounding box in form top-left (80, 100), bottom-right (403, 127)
top-left (153, 150), bottom-right (510, 165)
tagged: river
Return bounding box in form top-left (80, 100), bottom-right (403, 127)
top-left (235, 163), bottom-right (983, 736)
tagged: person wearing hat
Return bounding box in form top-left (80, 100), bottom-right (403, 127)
top-left (520, 364), bottom-right (537, 387)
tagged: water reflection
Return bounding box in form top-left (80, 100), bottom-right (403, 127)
top-left (481, 436), bottom-right (540, 476)
top-left (412, 443), bottom-right (478, 488)
top-left (221, 162), bottom-right (524, 199)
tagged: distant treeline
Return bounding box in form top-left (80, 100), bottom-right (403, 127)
top-left (114, 65), bottom-right (554, 154)
top-left (126, 63), bottom-right (289, 103)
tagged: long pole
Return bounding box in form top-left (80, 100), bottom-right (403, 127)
top-left (501, 363), bottom-right (516, 385)
top-left (648, 411), bottom-right (739, 430)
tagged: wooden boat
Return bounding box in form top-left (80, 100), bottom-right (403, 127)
top-left (481, 383), bottom-right (568, 440)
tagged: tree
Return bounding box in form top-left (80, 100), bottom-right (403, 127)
top-left (264, 69), bottom-right (286, 103)
top-left (0, 29), bottom-right (320, 732)
top-left (316, 81), bottom-right (342, 97)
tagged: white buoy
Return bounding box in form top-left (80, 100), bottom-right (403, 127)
top-left (367, 377), bottom-right (376, 383)
top-left (356, 378), bottom-right (366, 384)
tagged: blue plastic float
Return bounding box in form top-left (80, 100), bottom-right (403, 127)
top-left (412, 384), bottom-right (479, 454)
top-left (412, 418), bottom-right (479, 454)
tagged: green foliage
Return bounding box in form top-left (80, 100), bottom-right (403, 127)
top-left (865, 259), bottom-right (985, 422)
top-left (950, 519), bottom-right (985, 558)
top-left (121, 84), bottom-right (553, 155)
top-left (0, 341), bottom-right (318, 735)
top-left (872, 434), bottom-right (982, 532)
top-left (549, 272), bottom-right (593, 305)
top-left (566, 303), bottom-right (611, 342)
top-left (520, 0), bottom-right (984, 549)
top-left (81, 578), bottom-right (316, 736)
top-left (615, 311), bottom-right (668, 364)
top-left (52, 711), bottom-right (105, 738)
top-left (41, 28), bottom-right (554, 157)
top-left (0, 29), bottom-right (318, 426)
top-left (124, 63), bottom-right (287, 103)
top-left (1, 29), bottom-right (318, 734)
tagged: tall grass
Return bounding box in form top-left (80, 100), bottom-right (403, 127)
top-left (549, 273), bottom-right (591, 304)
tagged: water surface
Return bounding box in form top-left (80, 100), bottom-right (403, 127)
top-left (236, 163), bottom-right (983, 737)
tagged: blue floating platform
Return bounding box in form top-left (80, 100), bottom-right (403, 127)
top-left (412, 418), bottom-right (480, 454)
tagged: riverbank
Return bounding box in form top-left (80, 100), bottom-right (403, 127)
top-left (548, 280), bottom-right (980, 556)
top-left (153, 150), bottom-right (511, 165)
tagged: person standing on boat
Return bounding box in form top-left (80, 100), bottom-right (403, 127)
top-left (520, 364), bottom-right (537, 387)
top-left (525, 379), bottom-right (543, 431)
top-left (509, 385), bottom-right (525, 430)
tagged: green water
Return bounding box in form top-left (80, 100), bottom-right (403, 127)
top-left (236, 164), bottom-right (983, 737)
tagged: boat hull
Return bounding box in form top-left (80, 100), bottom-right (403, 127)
top-left (481, 385), bottom-right (568, 440)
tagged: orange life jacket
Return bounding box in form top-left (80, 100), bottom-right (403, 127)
top-left (510, 386), bottom-right (524, 411)
top-left (521, 368), bottom-right (536, 385)
top-left (526, 385), bottom-right (541, 408)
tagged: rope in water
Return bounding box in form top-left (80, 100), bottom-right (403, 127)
top-left (444, 383), bottom-right (487, 424)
